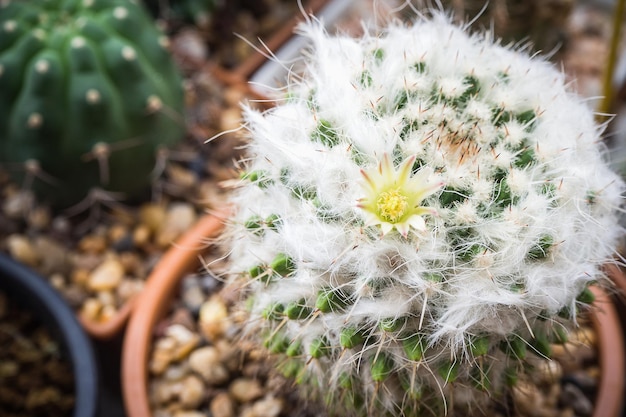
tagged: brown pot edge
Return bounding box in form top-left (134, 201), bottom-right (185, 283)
top-left (121, 208), bottom-right (229, 417)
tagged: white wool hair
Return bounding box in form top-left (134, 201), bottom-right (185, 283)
top-left (224, 12), bottom-right (624, 415)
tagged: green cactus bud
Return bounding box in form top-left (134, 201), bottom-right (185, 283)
top-left (266, 333), bottom-right (289, 354)
top-left (370, 353), bottom-right (394, 382)
top-left (315, 287), bottom-right (351, 313)
top-left (0, 0), bottom-right (184, 207)
top-left (402, 333), bottom-right (425, 362)
top-left (552, 326), bottom-right (568, 345)
top-left (438, 361), bottom-right (459, 383)
top-left (285, 299), bottom-right (313, 320)
top-left (265, 214), bottom-right (281, 231)
top-left (339, 326), bottom-right (365, 349)
top-left (527, 235), bottom-right (554, 260)
top-left (576, 287), bottom-right (595, 305)
top-left (241, 170), bottom-right (272, 188)
top-left (500, 336), bottom-right (527, 360)
top-left (504, 366), bottom-right (518, 387)
top-left (270, 253), bottom-right (295, 277)
top-left (310, 336), bottom-right (331, 359)
top-left (286, 339), bottom-right (302, 357)
top-left (469, 335), bottom-right (490, 357)
top-left (261, 303), bottom-right (284, 321)
top-left (470, 363), bottom-right (491, 391)
top-left (379, 316), bottom-right (405, 332)
top-left (244, 215), bottom-right (263, 233)
top-left (312, 120), bottom-right (339, 147)
top-left (530, 328), bottom-right (552, 358)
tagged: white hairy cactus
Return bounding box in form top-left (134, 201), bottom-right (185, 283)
top-left (224, 13), bottom-right (624, 417)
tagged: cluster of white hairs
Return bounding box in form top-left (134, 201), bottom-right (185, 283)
top-left (224, 12), bottom-right (624, 416)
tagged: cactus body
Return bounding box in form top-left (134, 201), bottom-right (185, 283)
top-left (0, 0), bottom-right (184, 207)
top-left (226, 15), bottom-right (624, 417)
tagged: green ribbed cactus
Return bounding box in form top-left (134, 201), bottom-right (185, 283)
top-left (225, 14), bottom-right (624, 417)
top-left (0, 0), bottom-right (185, 207)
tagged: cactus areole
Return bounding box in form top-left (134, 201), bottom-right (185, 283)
top-left (226, 15), bottom-right (625, 417)
top-left (0, 0), bottom-right (185, 207)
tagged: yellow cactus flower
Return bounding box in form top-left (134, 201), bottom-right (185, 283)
top-left (358, 154), bottom-right (442, 236)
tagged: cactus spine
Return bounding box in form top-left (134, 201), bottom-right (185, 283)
top-left (225, 14), bottom-right (624, 417)
top-left (0, 0), bottom-right (185, 207)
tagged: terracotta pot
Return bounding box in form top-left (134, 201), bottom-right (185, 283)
top-left (120, 211), bottom-right (625, 417)
top-left (0, 253), bottom-right (99, 417)
top-left (122, 209), bottom-right (229, 417)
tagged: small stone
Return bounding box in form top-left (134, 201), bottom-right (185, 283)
top-left (87, 257), bottom-right (125, 291)
top-left (177, 374), bottom-right (205, 408)
top-left (78, 234), bottom-right (107, 254)
top-left (181, 275), bottom-right (205, 314)
top-left (162, 362), bottom-right (190, 382)
top-left (220, 107), bottom-right (242, 132)
top-left (70, 268), bottom-right (90, 286)
top-left (97, 290), bottom-right (116, 306)
top-left (149, 335), bottom-right (183, 375)
top-left (6, 234), bottom-right (39, 267)
top-left (229, 378), bottom-right (263, 403)
top-left (80, 298), bottom-right (102, 321)
top-left (166, 324), bottom-right (201, 361)
top-left (224, 87), bottom-right (245, 107)
top-left (215, 339), bottom-right (241, 372)
top-left (0, 361), bottom-right (19, 378)
top-left (63, 285), bottom-right (89, 309)
top-left (150, 380), bottom-right (177, 405)
top-left (118, 252), bottom-right (145, 277)
top-left (250, 396), bottom-right (283, 417)
top-left (188, 346), bottom-right (230, 385)
top-left (107, 224), bottom-right (129, 244)
top-left (560, 383), bottom-right (593, 416)
top-left (116, 279), bottom-right (144, 303)
top-left (166, 164), bottom-right (197, 191)
top-left (562, 370), bottom-right (598, 395)
top-left (210, 392), bottom-right (235, 417)
top-left (511, 380), bottom-right (544, 417)
top-left (139, 203), bottom-right (167, 234)
top-left (27, 206), bottom-right (51, 230)
top-left (536, 360), bottom-right (563, 386)
top-left (199, 296), bottom-right (229, 341)
top-left (3, 190), bottom-right (34, 219)
top-left (156, 203), bottom-right (197, 248)
top-left (99, 304), bottom-right (117, 322)
top-left (34, 237), bottom-right (68, 276)
top-left (132, 224), bottom-right (152, 248)
top-left (169, 307), bottom-right (196, 331)
top-left (172, 411), bottom-right (205, 417)
top-left (49, 273), bottom-right (66, 290)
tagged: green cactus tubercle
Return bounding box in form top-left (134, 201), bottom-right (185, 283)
top-left (0, 0), bottom-right (185, 207)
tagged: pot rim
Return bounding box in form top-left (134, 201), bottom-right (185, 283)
top-left (122, 208), bottom-right (229, 417)
top-left (0, 252), bottom-right (99, 417)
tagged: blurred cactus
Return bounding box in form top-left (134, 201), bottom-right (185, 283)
top-left (0, 0), bottom-right (185, 207)
top-left (225, 14), bottom-right (623, 417)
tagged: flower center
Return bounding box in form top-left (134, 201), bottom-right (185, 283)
top-left (377, 188), bottom-right (408, 222)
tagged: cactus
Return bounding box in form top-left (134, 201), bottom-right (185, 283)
top-left (0, 0), bottom-right (185, 207)
top-left (224, 14), bottom-right (624, 417)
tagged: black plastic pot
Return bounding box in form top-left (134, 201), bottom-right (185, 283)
top-left (0, 253), bottom-right (99, 417)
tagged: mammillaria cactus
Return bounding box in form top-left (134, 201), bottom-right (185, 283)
top-left (0, 0), bottom-right (184, 207)
top-left (225, 14), bottom-right (624, 416)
